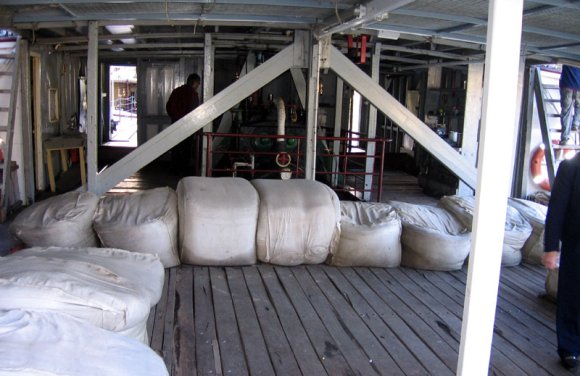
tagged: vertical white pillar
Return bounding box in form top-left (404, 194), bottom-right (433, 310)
top-left (458, 63), bottom-right (484, 196)
top-left (331, 77), bottom-right (343, 187)
top-left (87, 21), bottom-right (98, 193)
top-left (364, 42), bottom-right (381, 201)
top-left (305, 42), bottom-right (320, 180)
top-left (457, 1), bottom-right (524, 375)
top-left (201, 33), bottom-right (214, 176)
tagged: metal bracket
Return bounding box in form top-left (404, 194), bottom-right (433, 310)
top-left (319, 36), bottom-right (332, 69)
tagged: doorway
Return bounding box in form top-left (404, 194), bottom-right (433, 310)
top-left (106, 65), bottom-right (137, 147)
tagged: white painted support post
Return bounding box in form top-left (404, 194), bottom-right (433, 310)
top-left (363, 42), bottom-right (381, 201)
top-left (305, 42), bottom-right (321, 180)
top-left (290, 68), bottom-right (307, 109)
top-left (457, 1), bottom-right (524, 375)
top-left (19, 40), bottom-right (34, 204)
top-left (86, 21), bottom-right (98, 192)
top-left (332, 77), bottom-right (343, 187)
top-left (457, 63), bottom-right (484, 196)
top-left (201, 33), bottom-right (214, 176)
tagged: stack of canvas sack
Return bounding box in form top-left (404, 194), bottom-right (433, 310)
top-left (9, 191), bottom-right (99, 247)
top-left (177, 177), bottom-right (259, 265)
top-left (0, 246), bottom-right (165, 343)
top-left (0, 310), bottom-right (169, 376)
top-left (389, 200), bottom-right (471, 271)
top-left (507, 198), bottom-right (547, 265)
top-left (93, 187), bottom-right (180, 267)
top-left (328, 201), bottom-right (402, 267)
top-left (439, 195), bottom-right (532, 266)
top-left (252, 179), bottom-right (341, 265)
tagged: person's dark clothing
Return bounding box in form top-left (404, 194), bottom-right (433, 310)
top-left (545, 152), bottom-right (580, 358)
top-left (560, 65), bottom-right (580, 91)
top-left (166, 84), bottom-right (200, 175)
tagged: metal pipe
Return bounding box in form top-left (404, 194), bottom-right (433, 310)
top-left (275, 97), bottom-right (286, 143)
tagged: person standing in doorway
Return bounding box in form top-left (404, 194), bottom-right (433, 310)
top-left (543, 151), bottom-right (580, 371)
top-left (558, 65), bottom-right (580, 146)
top-left (166, 73), bottom-right (201, 175)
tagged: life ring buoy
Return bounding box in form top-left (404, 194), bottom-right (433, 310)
top-left (530, 146), bottom-right (550, 191)
top-left (530, 144), bottom-right (576, 191)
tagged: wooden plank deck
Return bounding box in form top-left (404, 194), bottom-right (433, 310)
top-left (147, 263), bottom-right (569, 376)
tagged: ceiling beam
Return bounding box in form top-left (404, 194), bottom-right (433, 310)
top-left (0, 0), bottom-right (350, 8)
top-left (318, 0), bottom-right (415, 38)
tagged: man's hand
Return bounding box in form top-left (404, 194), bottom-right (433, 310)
top-left (542, 251), bottom-right (560, 270)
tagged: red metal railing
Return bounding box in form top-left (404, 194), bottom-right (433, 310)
top-left (204, 132), bottom-right (389, 201)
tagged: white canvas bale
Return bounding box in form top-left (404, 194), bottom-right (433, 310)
top-left (545, 268), bottom-right (558, 301)
top-left (9, 191), bottom-right (99, 248)
top-left (252, 179), bottom-right (341, 266)
top-left (0, 247), bottom-right (165, 343)
top-left (0, 310), bottom-right (168, 376)
top-left (93, 187), bottom-right (180, 268)
top-left (508, 198), bottom-right (547, 265)
top-left (389, 201), bottom-right (471, 271)
top-left (16, 246), bottom-right (165, 307)
top-left (177, 177), bottom-right (259, 265)
top-left (328, 201), bottom-right (401, 267)
top-left (439, 195), bottom-right (533, 267)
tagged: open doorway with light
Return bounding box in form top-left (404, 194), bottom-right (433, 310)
top-left (107, 65), bottom-right (137, 147)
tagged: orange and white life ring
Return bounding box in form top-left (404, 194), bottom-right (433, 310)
top-left (530, 144), bottom-right (575, 191)
top-left (530, 146), bottom-right (551, 191)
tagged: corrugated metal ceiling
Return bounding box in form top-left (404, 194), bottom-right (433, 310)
top-left (0, 0), bottom-right (579, 68)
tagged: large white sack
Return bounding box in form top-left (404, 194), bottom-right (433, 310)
top-left (389, 201), bottom-right (471, 271)
top-left (0, 310), bottom-right (168, 376)
top-left (545, 268), bottom-right (558, 301)
top-left (0, 247), bottom-right (164, 343)
top-left (15, 246), bottom-right (165, 307)
top-left (252, 179), bottom-right (341, 266)
top-left (9, 191), bottom-right (99, 247)
top-left (508, 198), bottom-right (547, 265)
top-left (328, 201), bottom-right (401, 267)
top-left (178, 177), bottom-right (259, 265)
top-left (439, 195), bottom-right (533, 267)
top-left (93, 187), bottom-right (180, 268)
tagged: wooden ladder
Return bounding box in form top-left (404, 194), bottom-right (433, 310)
top-left (0, 36), bottom-right (21, 221)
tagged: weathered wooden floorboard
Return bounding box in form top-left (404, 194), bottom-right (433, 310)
top-left (257, 266), bottom-right (328, 376)
top-left (162, 268), bottom-right (178, 373)
top-left (400, 267), bottom-right (526, 376)
top-left (239, 266), bottom-right (300, 375)
top-left (363, 267), bottom-right (459, 372)
top-left (307, 266), bottom-right (404, 375)
top-left (148, 263), bottom-right (563, 376)
top-left (193, 267), bottom-right (219, 376)
top-left (432, 269), bottom-right (556, 375)
top-left (291, 266), bottom-right (381, 375)
top-left (321, 266), bottom-right (431, 376)
top-left (173, 266), bottom-right (196, 376)
top-left (210, 267), bottom-right (249, 375)
top-left (339, 267), bottom-right (453, 376)
top-left (225, 267), bottom-right (275, 375)
top-left (151, 269), bottom-right (170, 357)
top-left (274, 266), bottom-right (354, 376)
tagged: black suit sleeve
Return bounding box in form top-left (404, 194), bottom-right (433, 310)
top-left (544, 159), bottom-right (575, 252)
